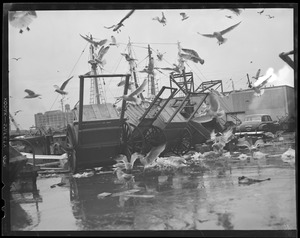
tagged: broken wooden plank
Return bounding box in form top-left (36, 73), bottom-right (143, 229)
top-left (111, 189), bottom-right (141, 197)
top-left (124, 194), bottom-right (155, 198)
top-left (97, 192), bottom-right (112, 199)
top-left (20, 152), bottom-right (68, 160)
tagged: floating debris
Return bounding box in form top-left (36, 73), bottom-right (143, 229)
top-left (97, 192), bottom-right (112, 199)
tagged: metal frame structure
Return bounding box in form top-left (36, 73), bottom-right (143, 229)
top-left (66, 74), bottom-right (136, 173)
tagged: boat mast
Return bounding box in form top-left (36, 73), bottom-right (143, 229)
top-left (148, 44), bottom-right (156, 97)
top-left (127, 39), bottom-right (144, 100)
top-left (88, 34), bottom-right (105, 104)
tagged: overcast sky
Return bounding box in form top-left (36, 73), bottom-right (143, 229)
top-left (6, 6), bottom-right (295, 130)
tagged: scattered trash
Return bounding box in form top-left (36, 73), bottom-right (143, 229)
top-left (111, 189), bottom-right (141, 197)
top-left (97, 192), bottom-right (112, 199)
top-left (73, 171), bottom-right (94, 178)
top-left (281, 148), bottom-right (295, 166)
top-left (50, 182), bottom-right (66, 188)
top-left (124, 194), bottom-right (155, 198)
top-left (238, 176), bottom-right (271, 185)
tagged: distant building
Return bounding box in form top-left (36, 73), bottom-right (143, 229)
top-left (35, 108), bottom-right (74, 130)
top-left (219, 85), bottom-right (295, 124)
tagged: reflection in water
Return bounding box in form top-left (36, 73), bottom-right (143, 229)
top-left (10, 138), bottom-right (296, 231)
top-left (216, 212), bottom-right (234, 230)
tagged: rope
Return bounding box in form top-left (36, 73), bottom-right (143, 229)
top-left (49, 42), bottom-right (89, 111)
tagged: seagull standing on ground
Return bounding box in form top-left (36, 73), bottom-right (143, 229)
top-left (104, 9), bottom-right (135, 33)
top-left (116, 78), bottom-right (148, 105)
top-left (198, 21), bottom-right (242, 45)
top-left (113, 163), bottom-right (135, 184)
top-left (9, 11), bottom-right (37, 34)
top-left (54, 76), bottom-right (73, 95)
top-left (24, 89), bottom-right (41, 99)
top-left (281, 147), bottom-right (295, 166)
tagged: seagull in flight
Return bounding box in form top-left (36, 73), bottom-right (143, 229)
top-left (210, 129), bottom-right (234, 155)
top-left (180, 48), bottom-right (205, 64)
top-left (225, 15), bottom-right (232, 19)
top-left (159, 63), bottom-right (184, 74)
top-left (180, 12), bottom-right (189, 21)
top-left (266, 14), bottom-right (275, 19)
top-left (116, 78), bottom-right (148, 105)
top-left (89, 45), bottom-right (110, 69)
top-left (104, 9), bottom-right (135, 33)
top-left (121, 53), bottom-right (137, 62)
top-left (135, 143), bottom-right (167, 168)
top-left (192, 89), bottom-right (225, 123)
top-left (14, 110), bottom-right (22, 116)
top-left (117, 80), bottom-right (134, 90)
top-left (252, 69), bottom-right (264, 80)
top-left (198, 21), bottom-right (242, 45)
top-left (80, 34), bottom-right (107, 47)
top-left (223, 8), bottom-right (242, 16)
top-left (252, 75), bottom-right (272, 96)
top-left (257, 9), bottom-right (264, 14)
top-left (152, 12), bottom-right (167, 26)
top-left (12, 57), bottom-right (21, 61)
top-left (24, 89), bottom-right (41, 99)
top-left (54, 76), bottom-right (73, 95)
top-left (156, 51), bottom-right (166, 61)
top-left (9, 11), bottom-right (37, 34)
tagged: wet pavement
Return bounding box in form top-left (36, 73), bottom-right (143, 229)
top-left (8, 135), bottom-right (296, 231)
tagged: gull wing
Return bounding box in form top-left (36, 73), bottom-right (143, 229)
top-left (210, 130), bottom-right (216, 142)
top-left (119, 9), bottom-right (135, 24)
top-left (25, 89), bottom-right (35, 96)
top-left (80, 34), bottom-right (95, 44)
top-left (60, 76), bottom-right (74, 90)
top-left (222, 129), bottom-right (233, 143)
top-left (254, 69), bottom-right (261, 79)
top-left (220, 21), bottom-right (242, 35)
top-left (182, 48), bottom-right (200, 58)
top-left (198, 32), bottom-right (215, 38)
top-left (104, 25), bottom-right (116, 29)
top-left (129, 78), bottom-right (147, 97)
top-left (256, 75), bottom-right (272, 88)
top-left (97, 46), bottom-right (110, 60)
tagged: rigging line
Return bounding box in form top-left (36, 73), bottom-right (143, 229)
top-left (129, 42), bottom-right (178, 45)
top-left (185, 61), bottom-right (207, 84)
top-left (68, 42), bottom-right (89, 77)
top-left (49, 43), bottom-right (88, 111)
top-left (130, 44), bottom-right (148, 49)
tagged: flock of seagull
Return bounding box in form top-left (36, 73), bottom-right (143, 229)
top-left (10, 9), bottom-right (275, 101)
